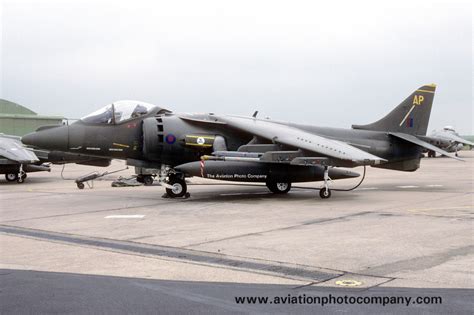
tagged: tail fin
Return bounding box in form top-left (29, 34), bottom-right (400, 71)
top-left (352, 84), bottom-right (436, 135)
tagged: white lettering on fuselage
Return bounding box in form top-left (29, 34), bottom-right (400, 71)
top-left (206, 174), bottom-right (267, 180)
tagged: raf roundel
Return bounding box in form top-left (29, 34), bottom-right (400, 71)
top-left (165, 134), bottom-right (177, 144)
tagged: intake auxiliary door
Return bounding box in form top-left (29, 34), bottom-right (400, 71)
top-left (142, 116), bottom-right (164, 160)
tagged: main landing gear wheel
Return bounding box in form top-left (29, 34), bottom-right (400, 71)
top-left (266, 181), bottom-right (291, 194)
top-left (319, 188), bottom-right (331, 199)
top-left (5, 173), bottom-right (18, 182)
top-left (76, 182), bottom-right (85, 189)
top-left (166, 177), bottom-right (187, 198)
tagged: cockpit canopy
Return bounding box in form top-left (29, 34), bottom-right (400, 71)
top-left (81, 100), bottom-right (166, 124)
top-left (443, 126), bottom-right (455, 132)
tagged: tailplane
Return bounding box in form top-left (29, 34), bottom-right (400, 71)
top-left (352, 84), bottom-right (436, 135)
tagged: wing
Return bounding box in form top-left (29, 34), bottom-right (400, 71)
top-left (0, 136), bottom-right (39, 163)
top-left (214, 115), bottom-right (385, 165)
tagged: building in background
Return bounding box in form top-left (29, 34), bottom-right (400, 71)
top-left (0, 99), bottom-right (64, 136)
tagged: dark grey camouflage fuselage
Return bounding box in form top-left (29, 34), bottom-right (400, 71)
top-left (21, 84), bottom-right (440, 184)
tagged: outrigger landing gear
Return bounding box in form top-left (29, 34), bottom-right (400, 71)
top-left (319, 166), bottom-right (332, 199)
top-left (164, 174), bottom-right (189, 198)
top-left (17, 164), bottom-right (26, 183)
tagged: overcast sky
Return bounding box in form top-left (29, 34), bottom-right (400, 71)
top-left (1, 0), bottom-right (472, 134)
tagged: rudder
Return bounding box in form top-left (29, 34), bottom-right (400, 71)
top-left (352, 84), bottom-right (436, 135)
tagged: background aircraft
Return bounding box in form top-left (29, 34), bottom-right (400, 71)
top-left (419, 126), bottom-right (474, 157)
top-left (0, 134), bottom-right (49, 182)
top-left (22, 84), bottom-right (459, 198)
top-left (1, 133), bottom-right (111, 183)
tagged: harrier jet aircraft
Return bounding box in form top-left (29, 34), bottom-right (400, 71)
top-left (421, 126), bottom-right (473, 157)
top-left (22, 84), bottom-right (459, 198)
top-left (1, 133), bottom-right (111, 183)
top-left (0, 134), bottom-right (49, 182)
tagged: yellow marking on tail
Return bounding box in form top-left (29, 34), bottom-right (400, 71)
top-left (413, 95), bottom-right (424, 105)
top-left (416, 89), bottom-right (435, 94)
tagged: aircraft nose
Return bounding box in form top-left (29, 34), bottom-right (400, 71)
top-left (22, 125), bottom-right (69, 151)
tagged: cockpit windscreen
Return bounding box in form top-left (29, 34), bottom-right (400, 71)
top-left (81, 101), bottom-right (158, 124)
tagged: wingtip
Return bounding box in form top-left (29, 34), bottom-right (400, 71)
top-left (442, 154), bottom-right (464, 162)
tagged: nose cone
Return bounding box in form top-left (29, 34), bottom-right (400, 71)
top-left (22, 125), bottom-right (69, 151)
